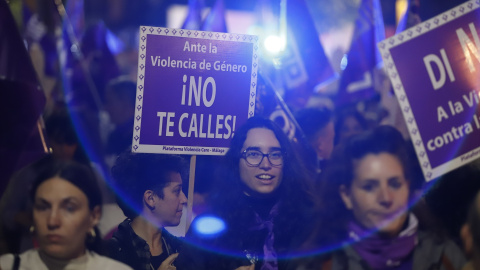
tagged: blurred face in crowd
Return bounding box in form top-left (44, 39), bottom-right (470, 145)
top-left (239, 128), bottom-right (283, 196)
top-left (338, 116), bottom-right (365, 144)
top-left (104, 87), bottom-right (134, 126)
top-left (152, 172), bottom-right (188, 227)
top-left (33, 177), bottom-right (100, 260)
top-left (49, 141), bottom-right (78, 161)
top-left (311, 121), bottom-right (335, 160)
top-left (340, 153), bottom-right (410, 236)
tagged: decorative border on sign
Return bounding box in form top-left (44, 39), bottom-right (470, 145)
top-left (132, 27), bottom-right (259, 153)
top-left (377, 0), bottom-right (480, 181)
top-left (134, 144), bottom-right (229, 156)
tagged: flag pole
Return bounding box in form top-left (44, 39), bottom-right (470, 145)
top-left (259, 71), bottom-right (319, 179)
top-left (53, 0), bottom-right (103, 112)
top-left (259, 71), bottom-right (308, 142)
top-left (186, 155), bottom-right (197, 234)
top-left (37, 118), bottom-right (50, 154)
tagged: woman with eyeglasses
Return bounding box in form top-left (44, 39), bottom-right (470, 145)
top-left (176, 116), bottom-right (318, 270)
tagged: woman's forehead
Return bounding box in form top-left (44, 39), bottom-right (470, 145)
top-left (352, 153), bottom-right (405, 180)
top-left (35, 177), bottom-right (88, 202)
top-left (243, 128), bottom-right (280, 148)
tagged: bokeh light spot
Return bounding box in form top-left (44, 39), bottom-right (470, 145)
top-left (264, 35), bottom-right (286, 55)
top-left (193, 216), bottom-right (226, 236)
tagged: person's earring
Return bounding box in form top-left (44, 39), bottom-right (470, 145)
top-left (29, 226), bottom-right (35, 233)
top-left (87, 228), bottom-right (97, 244)
top-left (89, 228), bottom-right (96, 238)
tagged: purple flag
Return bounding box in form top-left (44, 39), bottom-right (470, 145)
top-left (58, 0), bottom-right (121, 110)
top-left (283, 0), bottom-right (337, 89)
top-left (60, 0), bottom-right (86, 81)
top-left (56, 0), bottom-right (116, 175)
top-left (182, 0), bottom-right (204, 30)
top-left (59, 0), bottom-right (119, 108)
top-left (0, 0), bottom-right (47, 195)
top-left (65, 0), bottom-right (85, 40)
top-left (253, 0), bottom-right (325, 148)
top-left (201, 0), bottom-right (228, 32)
top-left (59, 0), bottom-right (86, 106)
top-left (396, 0), bottom-right (421, 34)
top-left (257, 72), bottom-right (317, 179)
top-left (336, 0), bottom-right (385, 107)
top-left (280, 0), bottom-right (337, 108)
top-left (78, 22), bottom-right (121, 104)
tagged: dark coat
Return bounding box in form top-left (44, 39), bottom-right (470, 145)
top-left (326, 231), bottom-right (466, 270)
top-left (175, 197), bottom-right (316, 270)
top-left (105, 219), bottom-right (182, 270)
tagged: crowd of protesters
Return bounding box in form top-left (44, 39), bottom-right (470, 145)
top-left (2, 104), bottom-right (480, 269)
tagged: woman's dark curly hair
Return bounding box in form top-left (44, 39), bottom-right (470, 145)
top-left (318, 125), bottom-right (413, 246)
top-left (208, 116), bottom-right (318, 256)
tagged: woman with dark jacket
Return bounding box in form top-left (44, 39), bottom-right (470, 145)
top-left (314, 125), bottom-right (466, 270)
top-left (175, 116), bottom-right (318, 270)
top-left (105, 153), bottom-right (188, 270)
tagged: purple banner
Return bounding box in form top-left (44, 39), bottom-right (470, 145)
top-left (133, 27), bottom-right (258, 155)
top-left (379, 0), bottom-right (480, 181)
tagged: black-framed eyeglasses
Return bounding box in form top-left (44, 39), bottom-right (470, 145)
top-left (241, 149), bottom-right (284, 167)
